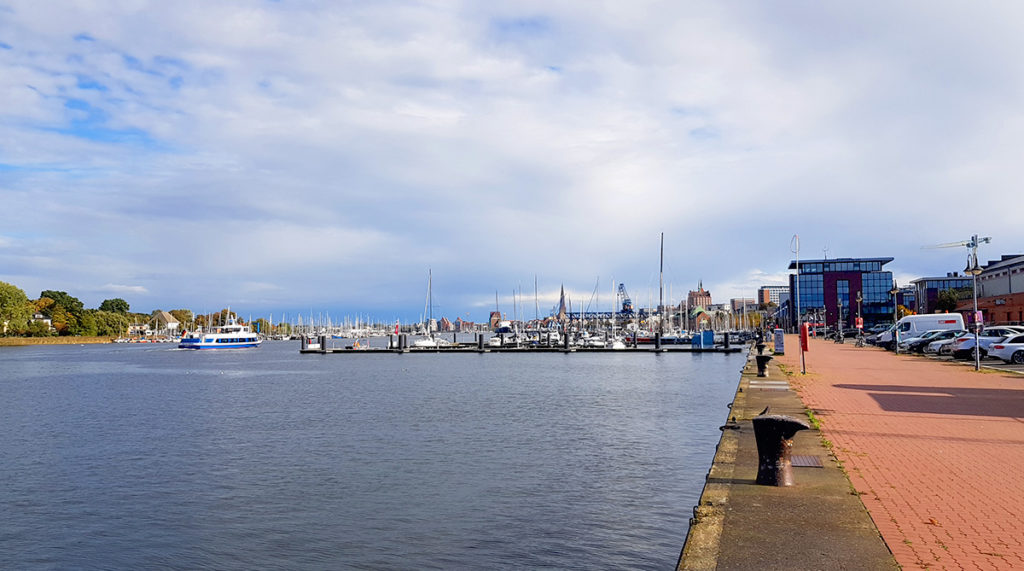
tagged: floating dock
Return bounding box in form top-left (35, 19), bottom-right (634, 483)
top-left (299, 335), bottom-right (745, 355)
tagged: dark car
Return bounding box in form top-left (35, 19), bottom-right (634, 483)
top-left (906, 329), bottom-right (963, 353)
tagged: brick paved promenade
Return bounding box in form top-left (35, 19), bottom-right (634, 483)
top-left (776, 336), bottom-right (1024, 570)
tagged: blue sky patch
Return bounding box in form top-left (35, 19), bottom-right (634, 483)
top-left (76, 75), bottom-right (108, 92)
top-left (689, 126), bottom-right (718, 140)
top-left (491, 16), bottom-right (552, 40)
top-left (0, 41), bottom-right (12, 50)
top-left (74, 33), bottom-right (95, 42)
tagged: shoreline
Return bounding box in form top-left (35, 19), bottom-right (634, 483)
top-left (0, 336), bottom-right (115, 346)
top-left (677, 342), bottom-right (897, 569)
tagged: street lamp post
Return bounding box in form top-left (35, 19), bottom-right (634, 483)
top-left (792, 234), bottom-right (804, 374)
top-left (856, 291), bottom-right (863, 343)
top-left (965, 237), bottom-right (987, 371)
top-left (890, 283), bottom-right (899, 354)
top-left (837, 292), bottom-right (844, 343)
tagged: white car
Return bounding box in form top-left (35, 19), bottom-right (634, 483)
top-left (988, 334), bottom-right (1024, 364)
top-left (927, 332), bottom-right (968, 355)
top-left (951, 326), bottom-right (1024, 359)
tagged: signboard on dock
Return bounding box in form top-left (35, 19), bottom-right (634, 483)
top-left (774, 328), bottom-right (785, 355)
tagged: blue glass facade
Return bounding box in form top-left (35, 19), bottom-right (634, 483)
top-left (789, 257), bottom-right (895, 328)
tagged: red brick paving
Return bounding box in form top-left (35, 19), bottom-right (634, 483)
top-left (775, 336), bottom-right (1024, 570)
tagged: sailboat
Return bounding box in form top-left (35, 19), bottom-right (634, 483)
top-left (413, 269), bottom-right (450, 348)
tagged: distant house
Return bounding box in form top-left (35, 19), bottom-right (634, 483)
top-left (149, 311), bottom-right (180, 335)
top-left (32, 313), bottom-right (53, 331)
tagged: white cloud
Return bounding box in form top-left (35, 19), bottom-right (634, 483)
top-left (100, 284), bottom-right (149, 295)
top-left (1, 1), bottom-right (1023, 319)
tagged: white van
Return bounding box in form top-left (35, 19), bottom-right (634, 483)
top-left (876, 314), bottom-right (965, 348)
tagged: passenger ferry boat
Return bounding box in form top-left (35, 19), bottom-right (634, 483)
top-left (178, 317), bottom-right (262, 350)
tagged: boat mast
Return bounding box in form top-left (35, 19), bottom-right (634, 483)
top-left (659, 232), bottom-right (664, 336)
top-left (534, 275), bottom-right (539, 323)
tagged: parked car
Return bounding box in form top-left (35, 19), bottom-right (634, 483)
top-left (902, 329), bottom-right (964, 353)
top-left (927, 333), bottom-right (965, 355)
top-left (912, 329), bottom-right (964, 354)
top-left (988, 334), bottom-right (1024, 364)
top-left (951, 326), bottom-right (1024, 359)
top-left (875, 314), bottom-right (965, 350)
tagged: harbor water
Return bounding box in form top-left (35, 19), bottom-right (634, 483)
top-left (0, 341), bottom-right (742, 569)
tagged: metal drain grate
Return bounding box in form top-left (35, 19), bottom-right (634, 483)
top-left (791, 455), bottom-right (824, 468)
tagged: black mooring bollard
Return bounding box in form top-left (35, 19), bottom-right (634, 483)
top-left (755, 354), bottom-right (772, 377)
top-left (752, 410), bottom-right (810, 486)
top-left (724, 332), bottom-right (730, 349)
top-left (755, 342), bottom-right (766, 355)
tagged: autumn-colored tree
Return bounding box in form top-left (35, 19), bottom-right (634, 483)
top-left (40, 290), bottom-right (84, 315)
top-left (50, 305), bottom-right (75, 335)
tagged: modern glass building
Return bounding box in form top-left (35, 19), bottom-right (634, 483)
top-left (788, 257), bottom-right (895, 329)
top-left (910, 275), bottom-right (974, 315)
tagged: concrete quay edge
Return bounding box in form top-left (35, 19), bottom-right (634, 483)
top-left (677, 346), bottom-right (898, 570)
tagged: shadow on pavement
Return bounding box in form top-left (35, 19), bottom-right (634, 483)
top-left (834, 384), bottom-right (1024, 418)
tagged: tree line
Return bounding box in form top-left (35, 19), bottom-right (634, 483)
top-left (0, 281), bottom-right (192, 338)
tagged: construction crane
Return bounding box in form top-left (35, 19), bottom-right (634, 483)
top-left (923, 234), bottom-right (991, 371)
top-left (617, 283), bottom-right (633, 314)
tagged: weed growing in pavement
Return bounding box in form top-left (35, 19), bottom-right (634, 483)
top-left (806, 409), bottom-right (822, 430)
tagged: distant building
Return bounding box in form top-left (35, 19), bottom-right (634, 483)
top-left (687, 281), bottom-right (711, 309)
top-left (910, 274), bottom-right (973, 315)
top-left (971, 254), bottom-right (1024, 326)
top-left (149, 310), bottom-right (180, 335)
top-left (489, 311), bottom-right (503, 329)
top-left (979, 254), bottom-right (1024, 298)
top-left (439, 317), bottom-right (453, 332)
top-left (454, 317), bottom-right (475, 332)
top-left (685, 282), bottom-right (712, 331)
top-left (730, 298), bottom-right (757, 314)
top-left (757, 285), bottom-right (788, 306)
top-left (788, 257), bottom-right (895, 328)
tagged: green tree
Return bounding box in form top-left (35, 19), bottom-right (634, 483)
top-left (39, 290), bottom-right (85, 316)
top-left (72, 311), bottom-right (99, 336)
top-left (934, 289), bottom-right (964, 313)
top-left (26, 320), bottom-right (54, 337)
top-left (99, 298), bottom-right (130, 314)
top-left (0, 281), bottom-right (32, 335)
top-left (252, 318), bottom-right (271, 334)
top-left (92, 310), bottom-right (128, 337)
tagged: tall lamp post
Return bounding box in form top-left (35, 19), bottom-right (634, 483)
top-left (965, 241), bottom-right (986, 371)
top-left (890, 283), bottom-right (899, 354)
top-left (792, 234), bottom-right (804, 374)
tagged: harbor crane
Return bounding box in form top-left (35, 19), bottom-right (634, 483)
top-left (617, 283), bottom-right (634, 314)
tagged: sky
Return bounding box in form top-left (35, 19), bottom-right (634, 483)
top-left (2, 1), bottom-right (1023, 324)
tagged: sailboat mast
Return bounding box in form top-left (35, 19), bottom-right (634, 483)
top-left (659, 231), bottom-right (664, 336)
top-left (534, 275), bottom-right (539, 322)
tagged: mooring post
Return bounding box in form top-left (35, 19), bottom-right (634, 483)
top-left (752, 411), bottom-right (810, 486)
